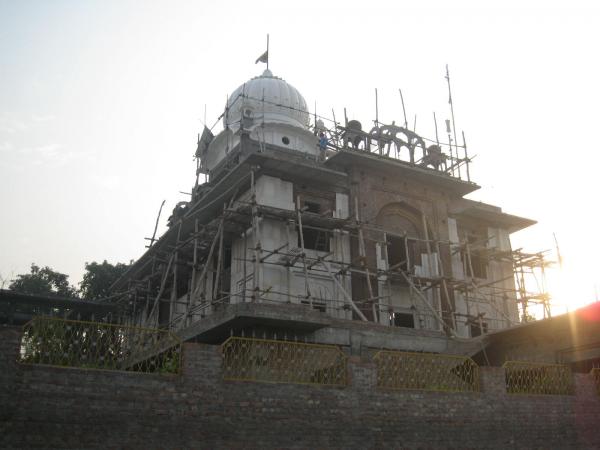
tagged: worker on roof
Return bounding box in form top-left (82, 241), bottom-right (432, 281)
top-left (318, 132), bottom-right (328, 161)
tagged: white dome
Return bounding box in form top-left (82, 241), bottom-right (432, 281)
top-left (225, 69), bottom-right (309, 130)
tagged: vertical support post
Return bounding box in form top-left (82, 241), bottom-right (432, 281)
top-left (461, 239), bottom-right (471, 320)
top-left (448, 132), bottom-right (455, 177)
top-left (213, 207), bottom-right (225, 303)
top-left (131, 287), bottom-right (137, 324)
top-left (188, 219), bottom-right (199, 325)
top-left (477, 308), bottom-right (485, 335)
top-left (435, 239), bottom-right (455, 333)
top-left (242, 231), bottom-right (247, 303)
top-left (251, 168), bottom-right (261, 301)
top-left (445, 65), bottom-right (461, 180)
top-left (148, 252), bottom-right (175, 328)
top-left (518, 261), bottom-right (528, 321)
top-left (404, 233), bottom-right (410, 271)
top-left (398, 88), bottom-right (408, 129)
top-left (462, 131), bottom-right (471, 182)
top-left (332, 108), bottom-right (341, 148)
top-left (286, 221), bottom-right (292, 302)
top-left (421, 212), bottom-right (442, 332)
top-left (398, 271), bottom-right (456, 337)
top-left (355, 197), bottom-right (377, 322)
top-left (539, 257), bottom-right (551, 319)
top-left (296, 195), bottom-right (312, 306)
top-left (382, 232), bottom-right (393, 326)
top-left (191, 220), bottom-right (223, 311)
top-left (169, 222), bottom-right (182, 330)
top-left (318, 259), bottom-right (367, 321)
top-left (144, 277), bottom-right (151, 325)
top-left (374, 88), bottom-right (379, 127)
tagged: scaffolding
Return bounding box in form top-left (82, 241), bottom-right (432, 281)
top-left (105, 94), bottom-right (551, 340)
top-left (106, 160), bottom-right (551, 340)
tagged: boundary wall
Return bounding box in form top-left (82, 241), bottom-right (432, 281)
top-left (1, 325), bottom-right (599, 449)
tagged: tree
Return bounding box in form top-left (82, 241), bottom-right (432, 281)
top-left (9, 263), bottom-right (77, 297)
top-left (79, 260), bottom-right (129, 300)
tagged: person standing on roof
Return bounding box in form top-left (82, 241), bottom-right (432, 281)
top-left (318, 132), bottom-right (328, 161)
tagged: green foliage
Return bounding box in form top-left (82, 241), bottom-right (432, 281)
top-left (9, 263), bottom-right (77, 297)
top-left (21, 317), bottom-right (182, 374)
top-left (79, 260), bottom-right (129, 300)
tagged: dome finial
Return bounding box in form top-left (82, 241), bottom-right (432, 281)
top-left (261, 68), bottom-right (273, 78)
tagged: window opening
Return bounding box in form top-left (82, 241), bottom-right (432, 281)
top-left (304, 201), bottom-right (321, 214)
top-left (388, 236), bottom-right (407, 271)
top-left (391, 312), bottom-right (415, 328)
top-left (470, 321), bottom-right (488, 337)
top-left (299, 227), bottom-right (330, 252)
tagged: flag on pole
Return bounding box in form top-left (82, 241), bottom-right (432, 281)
top-left (255, 50), bottom-right (268, 64)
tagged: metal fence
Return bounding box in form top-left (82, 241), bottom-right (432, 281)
top-left (221, 337), bottom-right (347, 386)
top-left (591, 368), bottom-right (600, 395)
top-left (503, 361), bottom-right (573, 395)
top-left (20, 316), bottom-right (182, 374)
top-left (373, 350), bottom-right (479, 393)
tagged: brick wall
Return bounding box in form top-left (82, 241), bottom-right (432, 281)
top-left (1, 325), bottom-right (599, 449)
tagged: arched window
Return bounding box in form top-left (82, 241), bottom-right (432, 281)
top-left (376, 203), bottom-right (424, 272)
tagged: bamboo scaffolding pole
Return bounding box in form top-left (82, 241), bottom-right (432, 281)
top-left (147, 252), bottom-right (175, 325)
top-left (421, 212), bottom-right (443, 331)
top-left (175, 286), bottom-right (446, 327)
top-left (242, 230), bottom-right (247, 302)
top-left (355, 197), bottom-right (377, 322)
top-left (187, 219), bottom-right (199, 326)
top-left (190, 219), bottom-right (223, 302)
top-left (251, 168), bottom-right (261, 301)
top-left (382, 232), bottom-right (394, 325)
top-left (213, 205), bottom-right (226, 301)
top-left (296, 195), bottom-right (312, 306)
top-left (168, 221), bottom-right (183, 329)
top-left (138, 223), bottom-right (532, 314)
top-left (434, 238), bottom-right (456, 330)
top-left (464, 237), bottom-right (514, 327)
top-left (117, 167), bottom-right (549, 334)
top-left (397, 271), bottom-right (456, 337)
top-left (317, 258), bottom-right (367, 321)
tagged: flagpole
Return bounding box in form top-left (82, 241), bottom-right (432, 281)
top-left (266, 34), bottom-right (270, 70)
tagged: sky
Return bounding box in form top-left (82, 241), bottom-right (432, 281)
top-left (1, 0), bottom-right (599, 315)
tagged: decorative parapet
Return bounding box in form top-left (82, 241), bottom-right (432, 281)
top-left (221, 336), bottom-right (347, 386)
top-left (503, 361), bottom-right (573, 395)
top-left (20, 317), bottom-right (181, 374)
top-left (373, 350), bottom-right (480, 393)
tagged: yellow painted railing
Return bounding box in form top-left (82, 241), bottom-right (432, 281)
top-left (503, 361), bottom-right (573, 395)
top-left (373, 350), bottom-right (479, 393)
top-left (20, 316), bottom-right (181, 374)
top-left (591, 368), bottom-right (600, 395)
top-left (221, 337), bottom-right (347, 386)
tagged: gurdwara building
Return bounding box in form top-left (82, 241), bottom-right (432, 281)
top-left (111, 67), bottom-right (541, 355)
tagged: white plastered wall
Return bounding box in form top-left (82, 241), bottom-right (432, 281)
top-left (487, 226), bottom-right (519, 326)
top-left (375, 240), bottom-right (440, 331)
top-left (448, 218), bottom-right (469, 338)
top-left (229, 175), bottom-right (352, 319)
top-left (249, 123), bottom-right (318, 156)
top-left (449, 218), bottom-right (519, 337)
